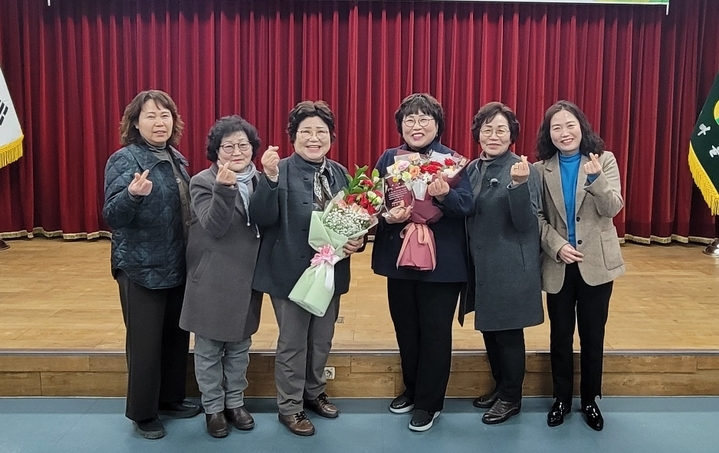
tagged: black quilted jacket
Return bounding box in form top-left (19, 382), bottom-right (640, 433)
top-left (102, 143), bottom-right (190, 289)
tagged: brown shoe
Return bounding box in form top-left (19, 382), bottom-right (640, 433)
top-left (278, 411), bottom-right (315, 436)
top-left (224, 406), bottom-right (255, 430)
top-left (206, 412), bottom-right (229, 438)
top-left (304, 392), bottom-right (339, 418)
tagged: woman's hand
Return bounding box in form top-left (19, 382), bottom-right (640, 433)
top-left (261, 146), bottom-right (280, 181)
top-left (384, 201), bottom-right (412, 224)
top-left (427, 172), bottom-right (450, 201)
top-left (128, 169), bottom-right (152, 196)
top-left (584, 153), bottom-right (602, 176)
top-left (510, 155), bottom-right (530, 185)
top-left (557, 243), bottom-right (584, 264)
top-left (342, 237), bottom-right (364, 256)
top-left (216, 161), bottom-right (236, 186)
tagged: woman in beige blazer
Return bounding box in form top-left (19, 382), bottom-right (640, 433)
top-left (534, 101), bottom-right (625, 432)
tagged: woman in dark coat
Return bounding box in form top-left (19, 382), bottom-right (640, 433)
top-left (180, 116), bottom-right (271, 438)
top-left (102, 90), bottom-right (200, 440)
top-left (463, 102), bottom-right (544, 425)
top-left (372, 93), bottom-right (474, 432)
top-left (250, 101), bottom-right (363, 437)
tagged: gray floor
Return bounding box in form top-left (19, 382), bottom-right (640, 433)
top-left (0, 397), bottom-right (717, 452)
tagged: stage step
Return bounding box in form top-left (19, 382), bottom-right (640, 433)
top-left (1, 351), bottom-right (718, 397)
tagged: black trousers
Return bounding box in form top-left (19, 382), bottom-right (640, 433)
top-left (117, 271), bottom-right (190, 421)
top-left (482, 329), bottom-right (525, 403)
top-left (387, 278), bottom-right (462, 413)
top-left (547, 263), bottom-right (612, 404)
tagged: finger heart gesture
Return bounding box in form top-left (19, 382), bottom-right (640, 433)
top-left (584, 153), bottom-right (602, 176)
top-left (261, 146), bottom-right (280, 179)
top-left (128, 169), bottom-right (153, 197)
top-left (510, 155), bottom-right (530, 185)
top-left (427, 171), bottom-right (450, 200)
top-left (216, 161), bottom-right (236, 186)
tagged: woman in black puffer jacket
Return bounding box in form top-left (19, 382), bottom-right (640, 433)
top-left (103, 90), bottom-right (200, 440)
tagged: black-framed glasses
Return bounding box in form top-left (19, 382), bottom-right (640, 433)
top-left (220, 142), bottom-right (252, 154)
top-left (403, 116), bottom-right (435, 128)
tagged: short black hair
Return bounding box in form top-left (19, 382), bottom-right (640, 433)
top-left (470, 102), bottom-right (520, 145)
top-left (394, 93), bottom-right (445, 137)
top-left (287, 100), bottom-right (336, 142)
top-left (206, 115), bottom-right (261, 162)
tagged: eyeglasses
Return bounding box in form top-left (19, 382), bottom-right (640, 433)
top-left (479, 128), bottom-right (510, 138)
top-left (403, 116), bottom-right (435, 128)
top-left (220, 142), bottom-right (252, 154)
top-left (297, 129), bottom-right (330, 141)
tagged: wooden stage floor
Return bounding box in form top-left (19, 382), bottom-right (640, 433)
top-left (0, 238), bottom-right (718, 353)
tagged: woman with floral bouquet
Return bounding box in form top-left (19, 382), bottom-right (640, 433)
top-left (250, 101), bottom-right (364, 437)
top-left (372, 93), bottom-right (473, 432)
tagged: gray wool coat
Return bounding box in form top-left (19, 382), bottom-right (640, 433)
top-left (461, 151), bottom-right (544, 332)
top-left (179, 165), bottom-right (263, 342)
top-left (250, 153), bottom-right (351, 299)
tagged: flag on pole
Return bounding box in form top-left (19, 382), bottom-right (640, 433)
top-left (689, 71), bottom-right (719, 215)
top-left (0, 66), bottom-right (24, 169)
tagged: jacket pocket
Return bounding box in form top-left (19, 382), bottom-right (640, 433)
top-left (191, 250), bottom-right (211, 282)
top-left (600, 227), bottom-right (624, 270)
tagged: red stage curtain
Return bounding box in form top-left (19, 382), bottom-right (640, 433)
top-left (0, 0), bottom-right (718, 242)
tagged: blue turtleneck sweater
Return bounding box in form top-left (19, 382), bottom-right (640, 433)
top-left (559, 152), bottom-right (581, 247)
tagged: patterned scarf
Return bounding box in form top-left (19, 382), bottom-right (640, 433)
top-left (312, 158), bottom-right (333, 211)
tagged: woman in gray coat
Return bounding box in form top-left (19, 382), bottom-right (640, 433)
top-left (463, 102), bottom-right (543, 425)
top-left (180, 116), bottom-right (273, 438)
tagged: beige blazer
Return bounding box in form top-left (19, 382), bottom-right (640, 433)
top-left (534, 151), bottom-right (625, 294)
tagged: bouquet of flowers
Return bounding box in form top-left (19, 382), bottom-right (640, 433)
top-left (384, 149), bottom-right (468, 271)
top-left (289, 166), bottom-right (384, 316)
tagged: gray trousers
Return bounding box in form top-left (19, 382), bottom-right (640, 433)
top-left (193, 334), bottom-right (252, 414)
top-left (271, 295), bottom-right (339, 415)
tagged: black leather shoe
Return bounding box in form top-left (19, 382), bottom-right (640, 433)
top-left (304, 392), bottom-right (339, 418)
top-left (133, 417), bottom-right (165, 440)
top-left (205, 412), bottom-right (229, 438)
top-left (473, 389), bottom-right (499, 409)
top-left (408, 409), bottom-right (440, 432)
top-left (547, 400), bottom-right (571, 427)
top-left (389, 394), bottom-right (414, 414)
top-left (225, 406), bottom-right (255, 430)
top-left (581, 401), bottom-right (604, 431)
top-left (158, 400), bottom-right (201, 418)
top-left (482, 399), bottom-right (521, 425)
